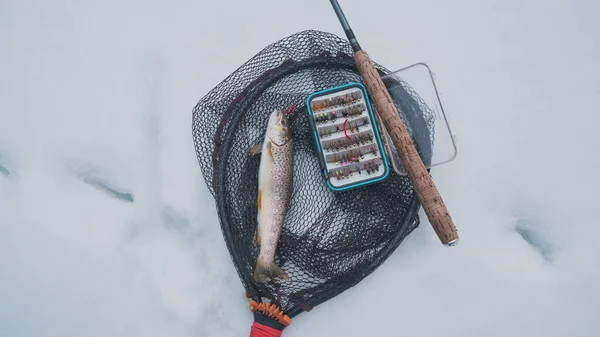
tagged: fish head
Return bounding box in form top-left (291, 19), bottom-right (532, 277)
top-left (267, 109), bottom-right (291, 146)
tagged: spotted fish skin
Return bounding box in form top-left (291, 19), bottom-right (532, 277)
top-left (252, 109), bottom-right (293, 283)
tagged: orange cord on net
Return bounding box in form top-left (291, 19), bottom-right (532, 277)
top-left (248, 300), bottom-right (292, 326)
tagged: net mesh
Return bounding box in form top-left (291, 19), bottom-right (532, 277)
top-left (192, 30), bottom-right (434, 318)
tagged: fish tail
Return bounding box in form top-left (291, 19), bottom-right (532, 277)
top-left (254, 259), bottom-right (290, 283)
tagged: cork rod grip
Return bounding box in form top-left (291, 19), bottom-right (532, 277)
top-left (354, 50), bottom-right (459, 245)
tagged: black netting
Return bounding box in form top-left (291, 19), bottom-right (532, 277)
top-left (192, 30), bottom-right (433, 318)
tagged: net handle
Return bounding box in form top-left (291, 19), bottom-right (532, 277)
top-left (249, 322), bottom-right (283, 337)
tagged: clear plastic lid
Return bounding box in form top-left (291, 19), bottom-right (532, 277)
top-left (374, 62), bottom-right (457, 175)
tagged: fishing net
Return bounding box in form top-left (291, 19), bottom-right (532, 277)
top-left (192, 30), bottom-right (434, 324)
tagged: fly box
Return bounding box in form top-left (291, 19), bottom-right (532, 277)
top-left (306, 82), bottom-right (389, 192)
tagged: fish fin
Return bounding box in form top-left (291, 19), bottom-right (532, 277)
top-left (254, 259), bottom-right (290, 283)
top-left (249, 143), bottom-right (262, 155)
top-left (253, 228), bottom-right (261, 247)
top-left (257, 190), bottom-right (262, 210)
top-left (267, 142), bottom-right (273, 159)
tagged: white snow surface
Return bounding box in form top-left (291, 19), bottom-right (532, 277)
top-left (1, 0), bottom-right (599, 336)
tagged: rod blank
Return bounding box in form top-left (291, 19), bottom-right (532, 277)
top-left (329, 0), bottom-right (361, 52)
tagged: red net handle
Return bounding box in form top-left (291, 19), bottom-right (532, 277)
top-left (250, 321), bottom-right (283, 337)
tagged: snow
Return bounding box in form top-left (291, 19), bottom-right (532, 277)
top-left (1, 0), bottom-right (599, 336)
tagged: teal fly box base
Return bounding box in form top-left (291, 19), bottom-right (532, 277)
top-left (306, 82), bottom-right (390, 192)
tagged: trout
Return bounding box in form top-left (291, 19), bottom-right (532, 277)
top-left (248, 108), bottom-right (293, 283)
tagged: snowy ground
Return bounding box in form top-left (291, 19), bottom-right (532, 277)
top-left (1, 0), bottom-right (599, 336)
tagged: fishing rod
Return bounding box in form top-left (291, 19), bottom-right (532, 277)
top-left (328, 0), bottom-right (459, 246)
